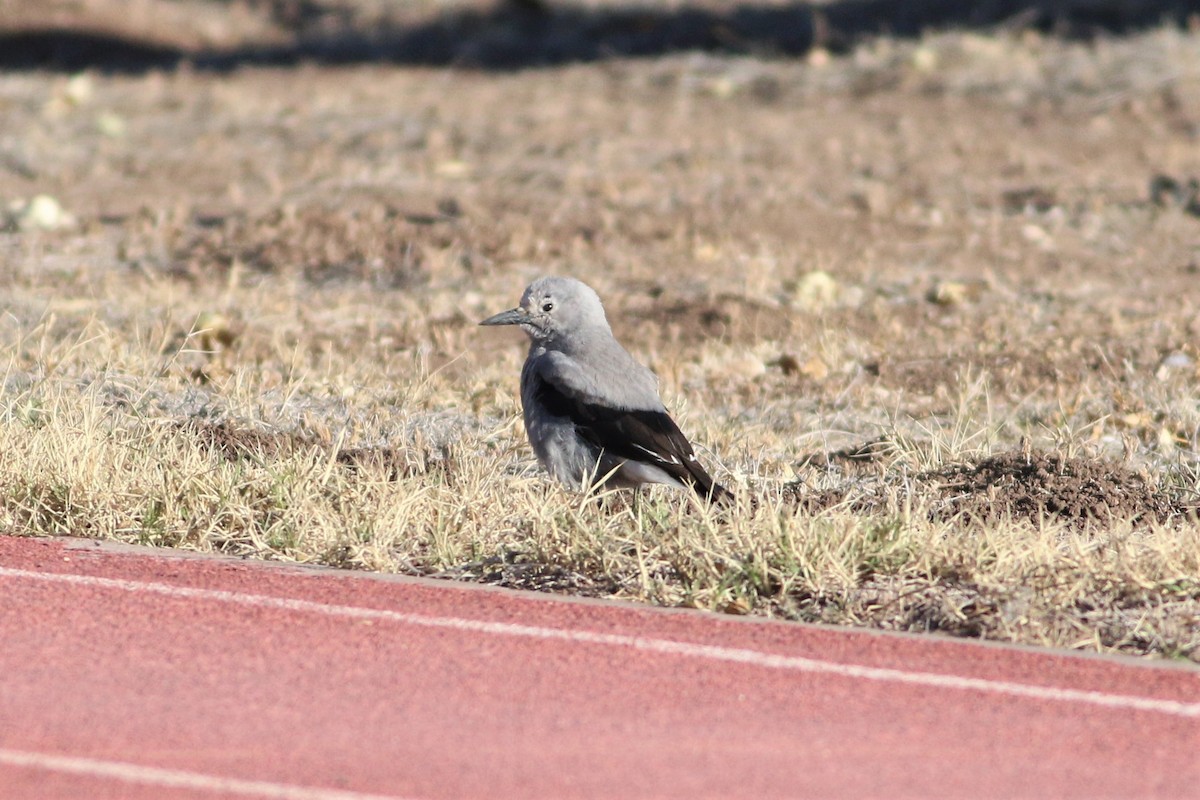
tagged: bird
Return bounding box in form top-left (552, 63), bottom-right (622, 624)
top-left (480, 276), bottom-right (731, 504)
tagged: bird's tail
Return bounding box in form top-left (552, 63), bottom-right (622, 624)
top-left (705, 481), bottom-right (735, 506)
top-left (688, 469), bottom-right (735, 506)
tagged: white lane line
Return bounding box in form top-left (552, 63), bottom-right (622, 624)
top-left (0, 748), bottom-right (409, 800)
top-left (3, 565), bottom-right (1199, 719)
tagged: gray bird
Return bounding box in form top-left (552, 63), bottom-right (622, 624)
top-left (480, 276), bottom-right (731, 504)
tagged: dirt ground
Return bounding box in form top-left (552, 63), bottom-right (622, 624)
top-left (1, 0), bottom-right (1199, 659)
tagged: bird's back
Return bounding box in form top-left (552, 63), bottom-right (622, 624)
top-left (537, 335), bottom-right (662, 412)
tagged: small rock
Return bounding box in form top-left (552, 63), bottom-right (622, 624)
top-left (1021, 223), bottom-right (1054, 250)
top-left (7, 195), bottom-right (75, 231)
top-left (64, 73), bottom-right (94, 106)
top-left (792, 270), bottom-right (839, 310)
top-left (927, 279), bottom-right (971, 306)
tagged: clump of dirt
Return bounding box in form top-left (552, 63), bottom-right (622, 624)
top-left (165, 205), bottom-right (431, 287)
top-left (928, 450), bottom-right (1178, 526)
top-left (785, 447), bottom-right (1189, 527)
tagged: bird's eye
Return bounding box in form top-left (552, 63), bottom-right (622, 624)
top-left (541, 301), bottom-right (554, 313)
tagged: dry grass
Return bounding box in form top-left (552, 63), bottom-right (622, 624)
top-left (2, 1), bottom-right (1200, 660)
top-left (2, 307), bottom-right (1198, 660)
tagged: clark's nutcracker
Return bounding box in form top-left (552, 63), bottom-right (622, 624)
top-left (480, 276), bottom-right (731, 504)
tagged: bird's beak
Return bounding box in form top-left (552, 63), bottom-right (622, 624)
top-left (479, 308), bottom-right (527, 327)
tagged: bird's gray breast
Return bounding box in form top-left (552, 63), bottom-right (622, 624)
top-left (520, 361), bottom-right (601, 488)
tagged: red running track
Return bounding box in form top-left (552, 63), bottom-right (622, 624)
top-left (1, 534), bottom-right (1198, 800)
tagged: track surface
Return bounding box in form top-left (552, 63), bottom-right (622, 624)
top-left (1, 535), bottom-right (1198, 799)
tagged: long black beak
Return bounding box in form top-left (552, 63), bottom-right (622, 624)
top-left (479, 308), bottom-right (527, 326)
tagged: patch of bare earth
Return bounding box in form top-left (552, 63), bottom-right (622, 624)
top-left (791, 448), bottom-right (1192, 528)
top-left (929, 450), bottom-right (1184, 526)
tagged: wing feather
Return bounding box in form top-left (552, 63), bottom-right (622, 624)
top-left (529, 364), bottom-right (729, 502)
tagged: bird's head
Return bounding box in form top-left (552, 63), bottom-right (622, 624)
top-left (479, 276), bottom-right (610, 345)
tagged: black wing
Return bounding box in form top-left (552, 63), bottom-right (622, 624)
top-left (532, 372), bottom-right (730, 503)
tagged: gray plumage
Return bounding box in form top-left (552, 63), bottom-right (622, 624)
top-left (480, 276), bottom-right (730, 503)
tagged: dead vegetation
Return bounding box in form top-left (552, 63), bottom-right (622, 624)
top-left (1, 0), bottom-right (1199, 661)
